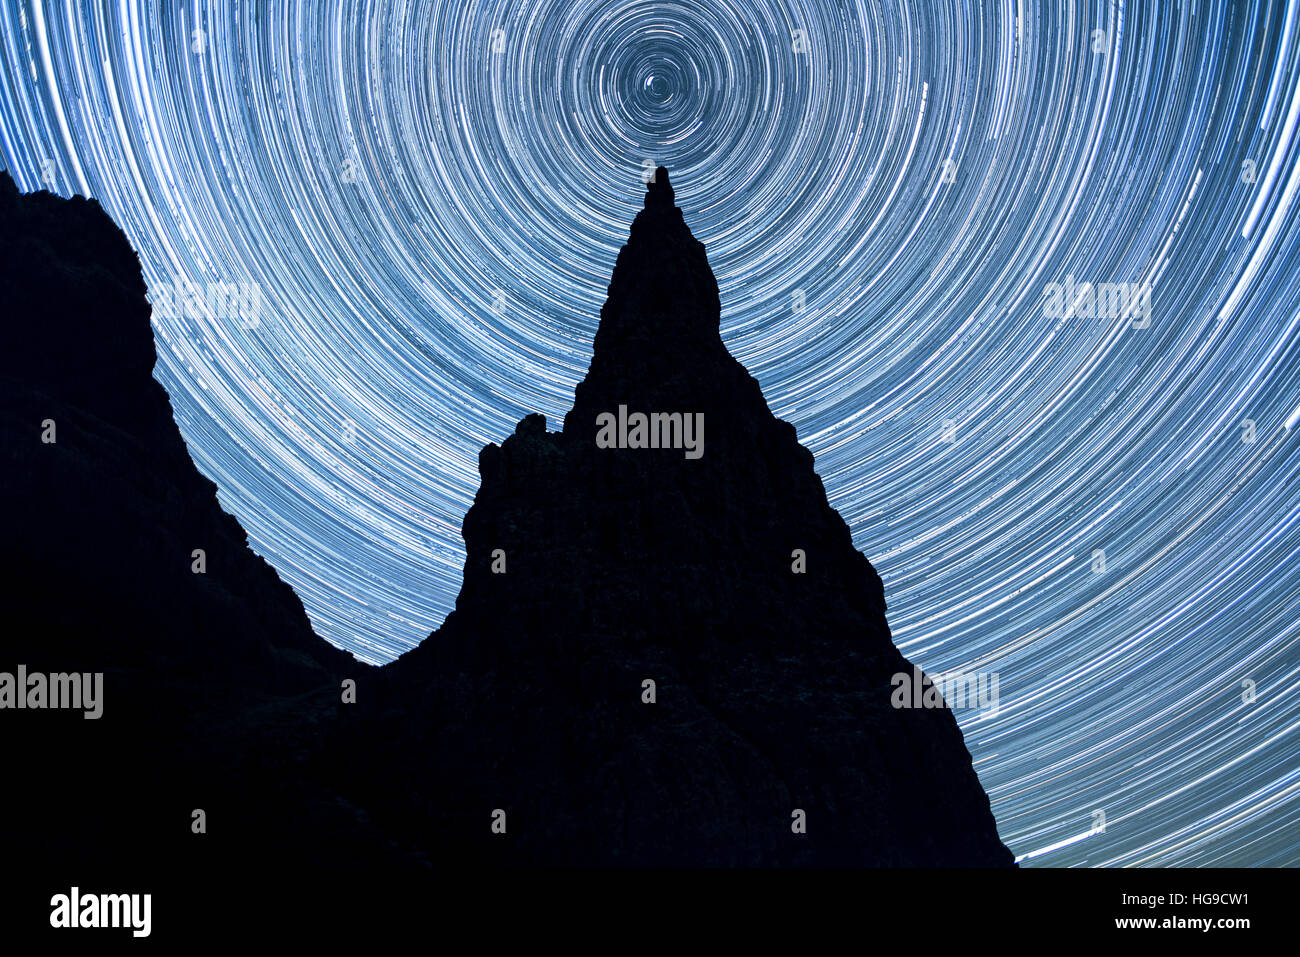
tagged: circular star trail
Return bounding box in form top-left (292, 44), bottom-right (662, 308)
top-left (1, 0), bottom-right (1298, 867)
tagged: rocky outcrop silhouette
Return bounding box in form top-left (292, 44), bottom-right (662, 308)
top-left (0, 170), bottom-right (350, 684)
top-left (0, 169), bottom-right (365, 879)
top-left (0, 166), bottom-right (1012, 875)
top-left (344, 168), bottom-right (1014, 866)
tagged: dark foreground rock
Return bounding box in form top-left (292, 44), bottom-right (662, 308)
top-left (0, 169), bottom-right (368, 879)
top-left (0, 167), bottom-right (1012, 875)
top-left (344, 169), bottom-right (1013, 866)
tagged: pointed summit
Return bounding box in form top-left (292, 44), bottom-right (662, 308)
top-left (644, 165), bottom-right (674, 209)
top-left (0, 160), bottom-right (1011, 875)
top-left (368, 171), bottom-right (1015, 867)
top-left (563, 167), bottom-right (724, 434)
top-left (611, 162), bottom-right (707, 276)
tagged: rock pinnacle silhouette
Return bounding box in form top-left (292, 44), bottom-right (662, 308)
top-left (349, 168), bottom-right (1016, 867)
top-left (0, 166), bottom-right (1013, 874)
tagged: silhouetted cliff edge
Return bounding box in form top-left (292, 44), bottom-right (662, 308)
top-left (0, 169), bottom-right (366, 877)
top-left (0, 167), bottom-right (1012, 873)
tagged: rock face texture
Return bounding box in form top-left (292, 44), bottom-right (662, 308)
top-left (0, 166), bottom-right (1012, 874)
top-left (348, 169), bottom-right (1014, 866)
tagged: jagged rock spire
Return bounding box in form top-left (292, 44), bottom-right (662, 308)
top-left (382, 169), bottom-right (1015, 866)
top-left (0, 164), bottom-right (1015, 871)
top-left (565, 167), bottom-right (727, 433)
top-left (644, 166), bottom-right (674, 209)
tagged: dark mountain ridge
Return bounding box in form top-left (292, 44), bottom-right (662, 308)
top-left (0, 166), bottom-right (1013, 872)
top-left (346, 169), bottom-right (1012, 865)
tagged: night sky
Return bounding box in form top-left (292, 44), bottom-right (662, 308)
top-left (1, 0), bottom-right (1297, 866)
